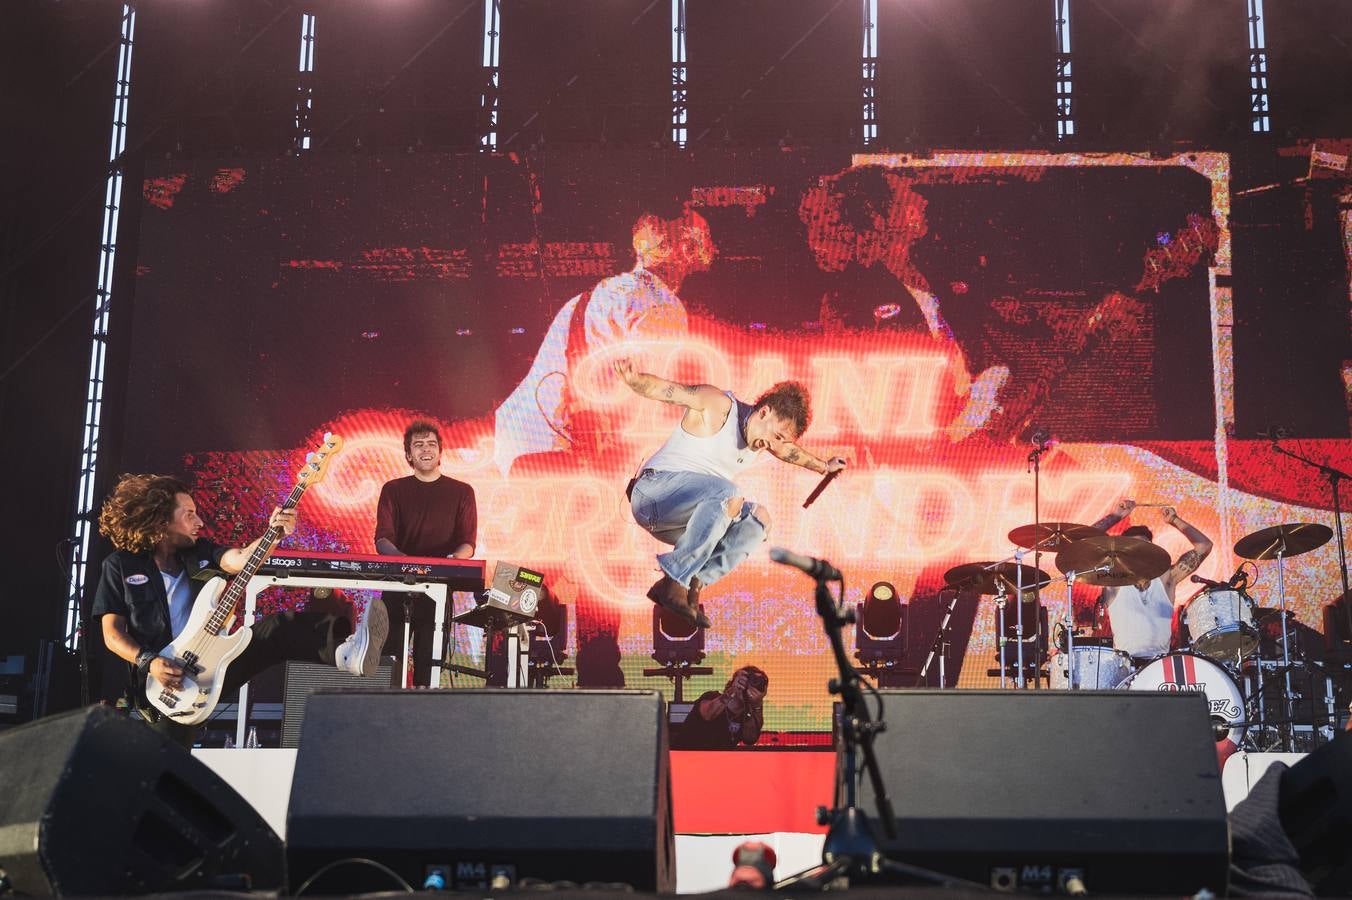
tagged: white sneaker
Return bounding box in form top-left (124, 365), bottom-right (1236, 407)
top-left (336, 596), bottom-right (390, 676)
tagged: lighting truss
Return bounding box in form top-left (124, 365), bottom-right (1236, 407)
top-left (671, 0), bottom-right (688, 148)
top-left (1054, 0), bottom-right (1075, 140)
top-left (480, 0), bottom-right (501, 150)
top-left (1246, 0), bottom-right (1272, 133)
top-left (861, 0), bottom-right (877, 146)
top-left (66, 4), bottom-right (136, 650)
top-left (294, 11), bottom-right (316, 152)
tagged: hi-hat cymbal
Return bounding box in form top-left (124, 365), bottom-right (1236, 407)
top-left (1233, 523), bottom-right (1333, 561)
top-left (944, 561), bottom-right (1051, 596)
top-left (1008, 521), bottom-right (1106, 551)
top-left (1055, 535), bottom-right (1172, 587)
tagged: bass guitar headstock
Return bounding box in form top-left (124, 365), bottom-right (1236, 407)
top-left (297, 432), bottom-right (344, 488)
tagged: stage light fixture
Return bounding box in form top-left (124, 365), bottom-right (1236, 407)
top-left (854, 581), bottom-right (909, 687)
top-left (527, 601), bottom-right (572, 687)
top-left (855, 581), bottom-right (905, 660)
top-left (652, 605), bottom-right (705, 665)
top-left (643, 604), bottom-right (712, 702)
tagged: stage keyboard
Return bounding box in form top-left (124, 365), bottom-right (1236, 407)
top-left (259, 550), bottom-right (485, 591)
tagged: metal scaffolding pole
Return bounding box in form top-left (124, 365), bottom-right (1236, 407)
top-left (480, 0), bottom-right (501, 150)
top-left (294, 11), bottom-right (316, 152)
top-left (65, 3), bottom-right (137, 654)
top-left (1246, 0), bottom-right (1272, 133)
top-left (1054, 0), bottom-right (1075, 141)
top-left (861, 0), bottom-right (877, 147)
top-left (671, 0), bottom-right (688, 148)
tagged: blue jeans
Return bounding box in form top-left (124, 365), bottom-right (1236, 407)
top-left (629, 469), bottom-right (766, 588)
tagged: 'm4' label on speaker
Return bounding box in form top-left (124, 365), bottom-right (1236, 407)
top-left (454, 862), bottom-right (487, 889)
top-left (453, 862), bottom-right (517, 890)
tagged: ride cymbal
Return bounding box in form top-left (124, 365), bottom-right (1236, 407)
top-left (944, 561), bottom-right (1051, 595)
top-left (1055, 535), bottom-right (1171, 587)
top-left (1008, 521), bottom-right (1106, 551)
top-left (1233, 523), bottom-right (1333, 561)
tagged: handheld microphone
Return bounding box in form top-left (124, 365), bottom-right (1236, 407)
top-left (1190, 574), bottom-right (1227, 589)
top-left (802, 468), bottom-right (841, 509)
top-left (769, 547), bottom-right (843, 582)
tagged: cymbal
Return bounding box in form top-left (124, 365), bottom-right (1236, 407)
top-left (1233, 523), bottom-right (1333, 561)
top-left (1008, 521), bottom-right (1106, 551)
top-left (1055, 535), bottom-right (1172, 587)
top-left (944, 561), bottom-right (1051, 596)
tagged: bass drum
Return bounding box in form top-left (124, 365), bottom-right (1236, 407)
top-left (1119, 652), bottom-right (1246, 745)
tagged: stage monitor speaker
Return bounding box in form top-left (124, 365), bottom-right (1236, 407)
top-left (0, 705), bottom-right (283, 895)
top-left (281, 658), bottom-right (394, 748)
top-left (851, 690), bottom-right (1229, 894)
top-left (287, 689), bottom-right (674, 893)
top-left (1280, 733), bottom-right (1352, 893)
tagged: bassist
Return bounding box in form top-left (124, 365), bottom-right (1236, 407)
top-left (93, 473), bottom-right (388, 747)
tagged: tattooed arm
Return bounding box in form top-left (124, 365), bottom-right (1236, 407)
top-left (1161, 508), bottom-right (1212, 589)
top-left (613, 358), bottom-right (725, 411)
top-left (1092, 498), bottom-right (1137, 531)
top-left (768, 441), bottom-right (847, 475)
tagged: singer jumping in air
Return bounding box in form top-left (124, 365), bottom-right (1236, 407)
top-left (617, 358), bottom-right (846, 628)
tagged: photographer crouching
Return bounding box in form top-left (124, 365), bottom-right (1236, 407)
top-left (672, 665), bottom-right (768, 749)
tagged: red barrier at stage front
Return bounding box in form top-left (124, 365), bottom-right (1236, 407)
top-left (670, 750), bottom-right (833, 835)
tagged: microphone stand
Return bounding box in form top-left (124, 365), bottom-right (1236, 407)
top-left (1269, 438), bottom-right (1351, 596)
top-left (914, 586), bottom-right (961, 688)
top-left (775, 571), bottom-right (974, 890)
top-left (1027, 436), bottom-right (1053, 689)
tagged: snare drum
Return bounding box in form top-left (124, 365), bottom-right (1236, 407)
top-left (1119, 651), bottom-right (1246, 744)
top-left (1182, 588), bottom-right (1257, 660)
top-left (1050, 645), bottom-right (1134, 689)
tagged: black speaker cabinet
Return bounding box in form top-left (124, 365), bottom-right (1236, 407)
top-left (849, 690), bottom-right (1229, 894)
top-left (1280, 733), bottom-right (1352, 893)
top-left (281, 658), bottom-right (395, 748)
top-left (0, 705), bottom-right (283, 895)
top-left (287, 689), bottom-right (674, 892)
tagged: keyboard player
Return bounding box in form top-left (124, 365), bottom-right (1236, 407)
top-left (375, 420), bottom-right (478, 686)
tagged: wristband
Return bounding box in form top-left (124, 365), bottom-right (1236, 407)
top-left (135, 649), bottom-right (157, 674)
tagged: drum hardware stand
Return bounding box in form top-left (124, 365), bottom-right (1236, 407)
top-left (1055, 565), bottom-right (1108, 689)
top-left (915, 587), bottom-right (961, 688)
top-left (1027, 429), bottom-right (1054, 689)
top-left (1014, 547), bottom-right (1028, 687)
top-left (994, 580), bottom-right (1009, 690)
top-left (775, 567), bottom-right (977, 891)
top-left (1274, 544), bottom-right (1298, 751)
top-left (1269, 438), bottom-right (1351, 596)
top-left (1063, 570), bottom-right (1078, 689)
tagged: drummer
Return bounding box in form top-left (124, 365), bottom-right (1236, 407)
top-left (1090, 499), bottom-right (1214, 662)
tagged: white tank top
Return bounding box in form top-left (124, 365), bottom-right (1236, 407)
top-left (1103, 577), bottom-right (1174, 659)
top-left (642, 392), bottom-right (762, 482)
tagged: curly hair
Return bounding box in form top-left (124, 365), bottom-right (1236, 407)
top-left (403, 419), bottom-right (443, 458)
top-left (752, 381), bottom-right (812, 438)
top-left (98, 474), bottom-right (191, 554)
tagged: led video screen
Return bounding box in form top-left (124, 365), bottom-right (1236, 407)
top-left (123, 147), bottom-right (1349, 731)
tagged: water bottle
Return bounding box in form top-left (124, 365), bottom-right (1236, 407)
top-left (245, 725), bottom-right (259, 748)
top-left (223, 733), bottom-right (235, 749)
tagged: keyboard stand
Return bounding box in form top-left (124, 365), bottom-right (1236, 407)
top-left (240, 575), bottom-right (449, 749)
top-left (448, 604), bottom-right (535, 688)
